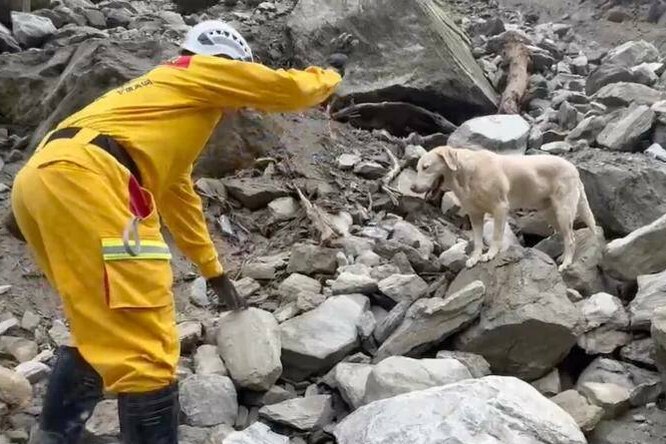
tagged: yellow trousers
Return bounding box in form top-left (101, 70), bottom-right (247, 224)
top-left (11, 129), bottom-right (179, 393)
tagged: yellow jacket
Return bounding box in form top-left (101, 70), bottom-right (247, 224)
top-left (55, 55), bottom-right (342, 279)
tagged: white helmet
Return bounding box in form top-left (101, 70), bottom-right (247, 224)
top-left (182, 20), bottom-right (253, 61)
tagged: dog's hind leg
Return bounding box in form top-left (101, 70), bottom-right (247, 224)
top-left (553, 199), bottom-right (576, 272)
top-left (577, 180), bottom-right (597, 231)
top-left (466, 212), bottom-right (485, 268)
top-left (481, 202), bottom-right (509, 263)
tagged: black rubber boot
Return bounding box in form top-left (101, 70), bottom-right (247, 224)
top-left (118, 383), bottom-right (179, 444)
top-left (34, 346), bottom-right (104, 443)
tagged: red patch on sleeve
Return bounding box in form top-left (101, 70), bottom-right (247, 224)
top-left (164, 55), bottom-right (192, 69)
top-left (128, 176), bottom-right (152, 220)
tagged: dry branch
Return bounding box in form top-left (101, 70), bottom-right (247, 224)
top-left (498, 38), bottom-right (531, 114)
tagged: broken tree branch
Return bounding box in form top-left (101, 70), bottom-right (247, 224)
top-left (295, 186), bottom-right (342, 245)
top-left (498, 37), bottom-right (532, 114)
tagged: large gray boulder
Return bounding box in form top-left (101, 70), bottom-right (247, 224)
top-left (280, 294), bottom-right (369, 380)
top-left (631, 270), bottom-right (666, 330)
top-left (287, 0), bottom-right (498, 125)
top-left (592, 82), bottom-right (666, 108)
top-left (375, 281), bottom-right (485, 360)
top-left (11, 11), bottom-right (56, 48)
top-left (362, 356), bottom-right (472, 405)
top-left (566, 149), bottom-right (666, 236)
top-left (216, 308), bottom-right (282, 391)
top-left (180, 374), bottom-right (238, 427)
top-left (258, 395), bottom-right (335, 431)
top-left (335, 376), bottom-right (587, 444)
top-left (652, 307), bottom-right (666, 388)
top-left (596, 105), bottom-right (655, 152)
top-left (602, 213), bottom-right (666, 280)
top-left (448, 247), bottom-right (581, 380)
top-left (601, 40), bottom-right (661, 68)
top-left (448, 114), bottom-right (530, 153)
top-left (589, 405), bottom-right (666, 444)
top-left (322, 362), bottom-right (373, 410)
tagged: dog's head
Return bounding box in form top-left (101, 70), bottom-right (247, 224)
top-left (411, 146), bottom-right (460, 195)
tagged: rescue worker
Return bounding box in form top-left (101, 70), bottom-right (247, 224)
top-left (11, 20), bottom-right (346, 443)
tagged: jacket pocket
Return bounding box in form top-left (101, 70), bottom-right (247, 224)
top-left (102, 237), bottom-right (174, 310)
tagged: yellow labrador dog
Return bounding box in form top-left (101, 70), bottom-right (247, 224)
top-left (411, 146), bottom-right (596, 271)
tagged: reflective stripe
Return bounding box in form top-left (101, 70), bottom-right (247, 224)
top-left (102, 239), bottom-right (171, 261)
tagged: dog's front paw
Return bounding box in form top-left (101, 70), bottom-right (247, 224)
top-left (480, 251), bottom-right (498, 263)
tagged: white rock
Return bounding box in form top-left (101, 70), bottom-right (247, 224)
top-left (531, 369), bottom-right (562, 397)
top-left (602, 40), bottom-right (660, 68)
top-left (337, 153), bottom-right (361, 170)
top-left (596, 104), bottom-right (655, 151)
top-left (233, 277), bottom-right (261, 299)
top-left (11, 12), bottom-right (56, 47)
top-left (178, 321), bottom-right (203, 352)
top-left (189, 277), bottom-right (209, 307)
top-left (180, 374), bottom-right (238, 427)
top-left (482, 217), bottom-right (521, 251)
top-left (448, 114), bottom-right (530, 154)
top-left (579, 382), bottom-right (631, 419)
top-left (363, 356), bottom-right (472, 405)
top-left (377, 274), bottom-right (428, 304)
top-left (356, 250), bottom-right (382, 267)
top-left (268, 197), bottom-right (299, 221)
top-left (221, 422), bottom-right (288, 444)
top-left (194, 345), bottom-right (227, 376)
top-left (0, 366), bottom-right (31, 407)
top-left (602, 213), bottom-right (666, 281)
top-left (14, 361), bottom-right (50, 383)
top-left (273, 302), bottom-right (300, 323)
top-left (85, 399), bottom-right (120, 438)
top-left (375, 281), bottom-right (485, 360)
top-left (403, 145), bottom-right (427, 167)
top-left (646, 142), bottom-right (666, 161)
top-left (390, 221), bottom-right (434, 259)
top-left (579, 292), bottom-right (629, 330)
top-left (331, 272), bottom-right (377, 295)
top-left (438, 241), bottom-right (468, 272)
top-left (541, 141), bottom-right (573, 154)
top-left (280, 294), bottom-right (369, 380)
top-left (20, 311), bottom-right (39, 331)
top-left (296, 292), bottom-right (326, 312)
top-left (259, 395), bottom-right (334, 431)
top-left (551, 389), bottom-right (604, 432)
top-left (323, 363), bottom-right (373, 410)
top-left (48, 320), bottom-right (71, 347)
top-left (242, 253), bottom-right (289, 280)
top-left (631, 270), bottom-right (666, 329)
top-left (217, 308), bottom-right (281, 390)
top-left (435, 350), bottom-right (491, 378)
top-left (1, 337), bottom-right (38, 363)
top-left (278, 274), bottom-right (321, 302)
top-left (335, 376), bottom-right (587, 444)
top-left (652, 307), bottom-right (666, 389)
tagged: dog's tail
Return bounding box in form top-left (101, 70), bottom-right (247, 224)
top-left (577, 179), bottom-right (596, 230)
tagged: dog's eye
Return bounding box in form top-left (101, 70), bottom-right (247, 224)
top-left (422, 164), bottom-right (429, 171)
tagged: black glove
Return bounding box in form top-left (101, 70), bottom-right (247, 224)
top-left (326, 53), bottom-right (349, 77)
top-left (207, 274), bottom-right (247, 311)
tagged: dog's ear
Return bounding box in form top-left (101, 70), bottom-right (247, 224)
top-left (436, 147), bottom-right (459, 172)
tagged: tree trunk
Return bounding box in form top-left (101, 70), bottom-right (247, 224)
top-left (498, 40), bottom-right (531, 115)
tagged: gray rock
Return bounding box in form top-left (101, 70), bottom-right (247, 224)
top-left (631, 270), bottom-right (666, 330)
top-left (322, 362), bottom-right (373, 410)
top-left (588, 405), bottom-right (666, 444)
top-left (261, 385), bottom-right (297, 406)
top-left (335, 376), bottom-right (587, 444)
top-left (189, 277), bottom-right (209, 308)
top-left (286, 244), bottom-right (338, 275)
top-left (82, 8), bottom-right (106, 28)
top-left (278, 274), bottom-right (321, 302)
top-left (179, 425), bottom-right (210, 444)
top-left (559, 227), bottom-right (607, 297)
top-left (280, 294), bottom-right (369, 380)
top-left (242, 253), bottom-right (289, 280)
top-left (180, 374), bottom-right (238, 427)
top-left (337, 153), bottom-right (361, 170)
top-left (363, 356), bottom-right (472, 405)
top-left (531, 369), bottom-right (562, 397)
top-left (373, 300), bottom-right (411, 343)
top-left (577, 357), bottom-right (662, 408)
top-left (268, 197), bottom-right (299, 221)
top-left (353, 161), bottom-right (386, 179)
top-left (14, 361), bottom-right (50, 384)
top-left (48, 320), bottom-right (70, 347)
top-left (0, 366), bottom-right (31, 407)
top-left (579, 292), bottom-right (629, 331)
top-left (356, 250), bottom-right (382, 267)
top-left (597, 105), bottom-right (655, 152)
top-left (375, 281), bottom-right (485, 360)
top-left (232, 277), bottom-right (261, 300)
top-left (288, 0), bottom-right (498, 124)
top-left (449, 247), bottom-right (581, 380)
top-left (551, 389), bottom-right (605, 432)
top-left (541, 141), bottom-right (573, 154)
top-left (217, 308), bottom-right (281, 391)
top-left (44, 24), bottom-right (109, 49)
top-left (438, 241), bottom-right (468, 272)
top-left (390, 221), bottom-right (434, 259)
top-left (85, 400), bottom-right (119, 439)
top-left (435, 350), bottom-right (491, 378)
top-left (448, 114), bottom-right (530, 154)
top-left (193, 344), bottom-right (227, 376)
top-left (403, 145), bottom-right (427, 168)
top-left (651, 307), bottom-right (666, 387)
top-left (377, 274), bottom-right (428, 304)
top-left (0, 23), bottom-right (20, 53)
top-left (586, 65), bottom-right (637, 96)
top-left (220, 422), bottom-right (288, 444)
top-left (331, 272), bottom-right (378, 295)
top-left (593, 83), bottom-right (665, 108)
top-left (567, 115), bottom-right (608, 143)
top-left (259, 395), bottom-right (334, 431)
top-left (0, 337), bottom-right (37, 363)
top-left (558, 101), bottom-right (581, 130)
top-left (296, 292), bottom-right (326, 312)
top-left (566, 148), bottom-right (666, 235)
top-left (620, 338), bottom-right (656, 368)
top-left (273, 302), bottom-right (300, 324)
top-left (223, 177), bottom-right (288, 210)
top-left (578, 329), bottom-right (632, 355)
top-left (579, 382), bottom-right (631, 419)
top-left (11, 12), bottom-right (56, 48)
top-left (178, 321), bottom-right (203, 353)
top-left (602, 214), bottom-right (666, 281)
top-left (602, 40), bottom-right (660, 69)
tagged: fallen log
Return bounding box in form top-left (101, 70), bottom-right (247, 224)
top-left (498, 36), bottom-right (532, 114)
